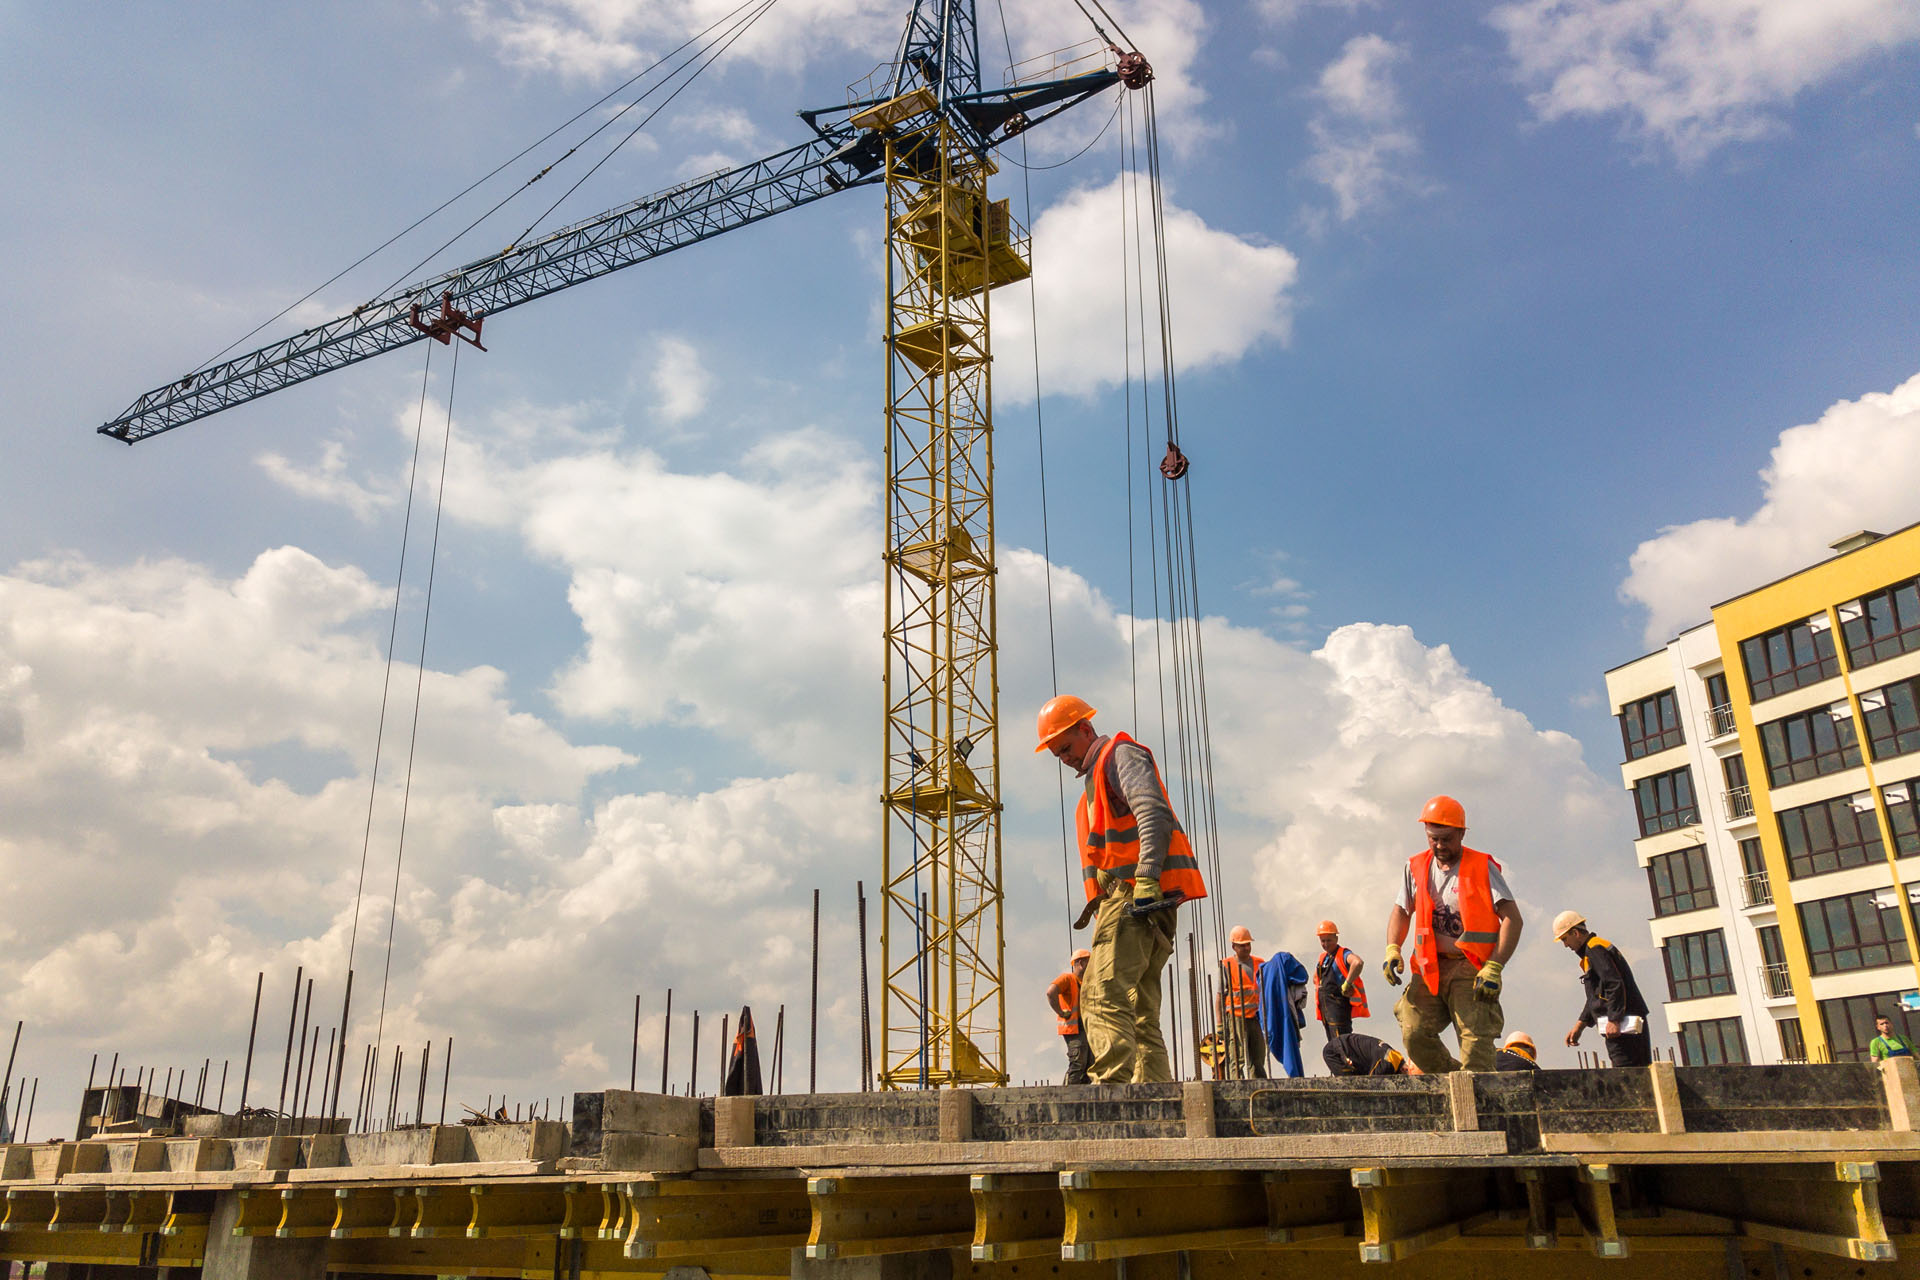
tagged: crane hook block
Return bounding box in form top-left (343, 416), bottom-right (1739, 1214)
top-left (1115, 49), bottom-right (1153, 90)
top-left (409, 292), bottom-right (488, 351)
top-left (1159, 440), bottom-right (1189, 480)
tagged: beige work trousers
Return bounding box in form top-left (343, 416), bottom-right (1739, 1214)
top-left (1394, 953), bottom-right (1503, 1073)
top-left (1082, 883), bottom-right (1177, 1083)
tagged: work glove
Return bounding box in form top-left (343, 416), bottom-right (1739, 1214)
top-left (1381, 943), bottom-right (1404, 987)
top-left (1131, 875), bottom-right (1163, 908)
top-left (1472, 959), bottom-right (1504, 1002)
top-left (1341, 977), bottom-right (1357, 997)
top-left (1341, 958), bottom-right (1360, 998)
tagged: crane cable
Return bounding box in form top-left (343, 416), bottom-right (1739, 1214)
top-left (189, 0), bottom-right (780, 378)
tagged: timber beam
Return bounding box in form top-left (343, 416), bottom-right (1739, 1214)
top-left (970, 1171), bottom-right (1061, 1260)
top-left (1638, 1159), bottom-right (1897, 1261)
top-left (1350, 1166), bottom-right (1497, 1263)
top-left (1571, 1163), bottom-right (1628, 1258)
top-left (626, 1176), bottom-right (812, 1259)
top-left (1059, 1170), bottom-right (1275, 1261)
top-left (805, 1174), bottom-right (974, 1259)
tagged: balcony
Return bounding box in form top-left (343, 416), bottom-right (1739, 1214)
top-left (1706, 702), bottom-right (1738, 740)
top-left (1757, 962), bottom-right (1793, 1000)
top-left (1739, 872), bottom-right (1774, 909)
top-left (1723, 785), bottom-right (1755, 822)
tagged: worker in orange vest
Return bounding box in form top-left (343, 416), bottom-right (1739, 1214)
top-left (1047, 950), bottom-right (1093, 1084)
top-left (1380, 795), bottom-right (1524, 1073)
top-left (1217, 926), bottom-right (1267, 1078)
top-left (1312, 919), bottom-right (1368, 1041)
top-left (1037, 695), bottom-right (1209, 1084)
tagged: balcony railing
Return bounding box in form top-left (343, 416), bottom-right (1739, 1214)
top-left (1758, 962), bottom-right (1793, 1000)
top-left (1723, 785), bottom-right (1755, 821)
top-left (1707, 702), bottom-right (1738, 739)
top-left (1739, 872), bottom-right (1773, 908)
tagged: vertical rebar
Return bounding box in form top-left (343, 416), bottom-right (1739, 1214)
top-left (440, 1036), bottom-right (451, 1125)
top-left (0, 1021), bottom-right (20, 1126)
top-left (163, 1067), bottom-right (174, 1106)
top-left (719, 1015), bottom-right (729, 1095)
top-left (660, 990), bottom-right (671, 1094)
top-left (289, 976), bottom-right (313, 1122)
top-left (277, 965), bottom-right (304, 1116)
top-left (297, 1029), bottom-right (320, 1132)
top-left (917, 893), bottom-right (930, 1089)
top-left (328, 968), bottom-right (354, 1121)
top-left (689, 1012), bottom-right (700, 1097)
top-left (21, 1077), bottom-right (36, 1143)
top-left (630, 993), bottom-right (640, 1092)
top-left (103, 1053), bottom-right (120, 1128)
top-left (313, 1035), bottom-right (332, 1128)
top-left (9, 1077), bottom-right (24, 1138)
top-left (772, 1006), bottom-right (785, 1094)
top-left (856, 881), bottom-right (872, 1092)
top-left (1186, 933), bottom-right (1202, 1081)
top-left (809, 887), bottom-right (820, 1094)
top-left (387, 1049), bottom-right (403, 1130)
top-left (415, 1041), bottom-right (430, 1130)
top-left (238, 971), bottom-right (263, 1114)
top-left (218, 1060), bottom-right (229, 1112)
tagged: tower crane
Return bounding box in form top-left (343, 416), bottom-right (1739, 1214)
top-left (95, 1), bottom-right (1149, 1088)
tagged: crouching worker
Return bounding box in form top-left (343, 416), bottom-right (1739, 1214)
top-left (1324, 1032), bottom-right (1422, 1077)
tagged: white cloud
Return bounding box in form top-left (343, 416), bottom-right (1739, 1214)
top-left (648, 335), bottom-right (713, 421)
top-left (1621, 371), bottom-right (1920, 646)
top-left (997, 176), bottom-right (1298, 401)
top-left (1303, 34), bottom-right (1425, 224)
top-left (1489, 0), bottom-right (1920, 164)
top-left (258, 439), bottom-right (396, 522)
top-left (1254, 0), bottom-right (1377, 26)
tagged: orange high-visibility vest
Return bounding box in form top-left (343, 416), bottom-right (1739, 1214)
top-left (1075, 733), bottom-right (1209, 903)
top-left (1314, 948), bottom-right (1370, 1019)
top-left (1409, 848), bottom-right (1501, 996)
top-left (1221, 955), bottom-right (1263, 1017)
top-left (1051, 970), bottom-right (1082, 1035)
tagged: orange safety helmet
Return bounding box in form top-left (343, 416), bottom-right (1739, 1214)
top-left (1315, 919), bottom-right (1339, 936)
top-left (1229, 925), bottom-right (1253, 944)
top-left (1418, 794), bottom-right (1467, 829)
top-left (1035, 694), bottom-right (1098, 753)
top-left (1071, 949), bottom-right (1091, 963)
top-left (1504, 1032), bottom-right (1536, 1053)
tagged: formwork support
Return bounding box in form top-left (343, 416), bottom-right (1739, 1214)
top-left (1641, 1159), bottom-right (1896, 1261)
top-left (626, 1177), bottom-right (811, 1260)
top-left (1059, 1170), bottom-right (1274, 1261)
top-left (806, 1175), bottom-right (975, 1259)
top-left (969, 1172), bottom-right (1061, 1260)
top-left (1572, 1163), bottom-right (1628, 1258)
top-left (1350, 1167), bottom-right (1497, 1263)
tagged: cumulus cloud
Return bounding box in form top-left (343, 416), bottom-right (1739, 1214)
top-left (1254, 0), bottom-right (1377, 26)
top-left (997, 176), bottom-right (1298, 401)
top-left (648, 335), bottom-right (713, 421)
top-left (1621, 371), bottom-right (1920, 645)
top-left (1303, 34), bottom-right (1425, 224)
top-left (1489, 0), bottom-right (1920, 164)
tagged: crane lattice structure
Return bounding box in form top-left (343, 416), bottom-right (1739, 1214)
top-left (96, 0), bottom-right (1142, 1089)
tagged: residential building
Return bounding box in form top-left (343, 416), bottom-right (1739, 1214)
top-left (1604, 523), bottom-right (1920, 1064)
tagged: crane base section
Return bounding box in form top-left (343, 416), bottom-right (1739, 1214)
top-left (2, 1062), bottom-right (1916, 1276)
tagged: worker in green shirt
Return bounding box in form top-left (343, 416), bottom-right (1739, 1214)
top-left (1870, 1013), bottom-right (1916, 1062)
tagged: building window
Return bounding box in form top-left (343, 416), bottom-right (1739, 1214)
top-left (1798, 890), bottom-right (1913, 974)
top-left (1738, 836), bottom-right (1773, 906)
top-left (1722, 753), bottom-right (1753, 821)
top-left (1620, 689), bottom-right (1684, 759)
top-left (1755, 924), bottom-right (1792, 998)
top-left (1663, 929), bottom-right (1734, 1001)
top-left (1778, 793), bottom-right (1885, 878)
top-left (1646, 846), bottom-right (1715, 917)
top-left (1758, 704), bottom-right (1861, 786)
top-left (1778, 1016), bottom-right (1806, 1063)
top-left (1741, 615), bottom-right (1840, 702)
top-left (1840, 575), bottom-right (1920, 669)
top-left (1818, 994), bottom-right (1920, 1063)
top-left (1703, 671), bottom-right (1735, 738)
top-left (1886, 779), bottom-right (1920, 858)
top-left (1678, 1018), bottom-right (1748, 1065)
top-left (1861, 676), bottom-right (1920, 762)
top-left (1633, 766), bottom-right (1698, 837)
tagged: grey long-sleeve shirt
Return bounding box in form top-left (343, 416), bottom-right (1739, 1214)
top-left (1078, 734), bottom-right (1176, 881)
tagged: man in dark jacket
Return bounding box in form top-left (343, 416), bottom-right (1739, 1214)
top-left (1555, 911), bottom-right (1652, 1066)
top-left (1322, 1032), bottom-right (1421, 1077)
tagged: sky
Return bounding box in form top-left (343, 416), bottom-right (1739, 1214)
top-left (3, 0), bottom-right (1920, 1135)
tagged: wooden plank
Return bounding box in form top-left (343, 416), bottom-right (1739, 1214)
top-left (700, 1131), bottom-right (1506, 1170)
top-left (1542, 1130), bottom-right (1920, 1156)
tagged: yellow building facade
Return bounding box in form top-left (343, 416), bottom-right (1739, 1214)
top-left (1605, 522), bottom-right (1920, 1064)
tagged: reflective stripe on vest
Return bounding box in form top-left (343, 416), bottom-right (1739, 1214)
top-left (1221, 956), bottom-right (1262, 1017)
top-left (1074, 732), bottom-right (1209, 904)
top-left (1314, 947), bottom-right (1370, 1020)
top-left (1053, 970), bottom-right (1081, 1036)
top-left (1409, 847), bottom-right (1501, 996)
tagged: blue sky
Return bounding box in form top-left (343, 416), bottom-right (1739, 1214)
top-left (3, 0), bottom-right (1920, 1129)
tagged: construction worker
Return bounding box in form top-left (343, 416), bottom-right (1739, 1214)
top-left (1323, 1032), bottom-right (1421, 1077)
top-left (1555, 912), bottom-right (1652, 1067)
top-left (1047, 950), bottom-right (1093, 1084)
top-left (1312, 920), bottom-right (1368, 1040)
top-left (1037, 695), bottom-right (1208, 1084)
top-left (1218, 926), bottom-right (1267, 1078)
top-left (1381, 795), bottom-right (1523, 1073)
top-left (1870, 1013), bottom-right (1916, 1062)
top-left (1496, 1031), bottom-right (1541, 1071)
